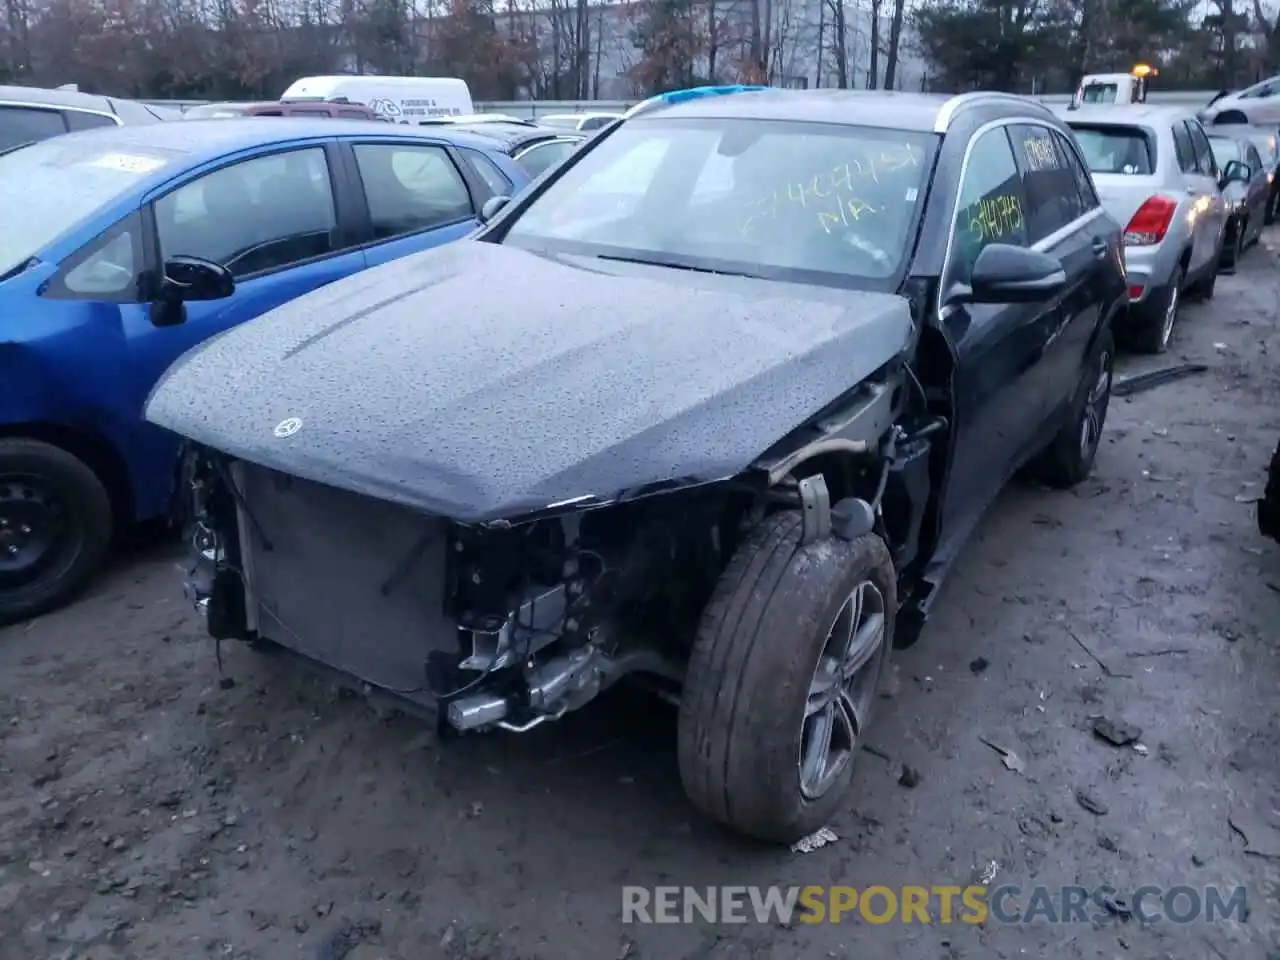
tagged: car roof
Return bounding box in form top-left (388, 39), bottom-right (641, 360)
top-left (46, 116), bottom-right (502, 160)
top-left (638, 89), bottom-right (1054, 133)
top-left (442, 121), bottom-right (582, 148)
top-left (0, 83), bottom-right (168, 122)
top-left (1059, 104), bottom-right (1194, 125)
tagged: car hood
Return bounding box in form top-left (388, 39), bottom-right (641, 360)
top-left (145, 242), bottom-right (913, 522)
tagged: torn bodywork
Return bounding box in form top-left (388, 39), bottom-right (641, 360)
top-left (178, 355), bottom-right (938, 737)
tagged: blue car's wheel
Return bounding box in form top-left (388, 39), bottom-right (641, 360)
top-left (0, 439), bottom-right (112, 627)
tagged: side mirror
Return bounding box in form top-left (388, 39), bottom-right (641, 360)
top-left (948, 244), bottom-right (1068, 306)
top-left (479, 195), bottom-right (511, 224)
top-left (1222, 159), bottom-right (1252, 185)
top-left (150, 256), bottom-right (234, 327)
top-left (163, 255), bottom-right (234, 301)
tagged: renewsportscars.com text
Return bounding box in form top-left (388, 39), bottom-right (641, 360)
top-left (621, 884), bottom-right (1247, 925)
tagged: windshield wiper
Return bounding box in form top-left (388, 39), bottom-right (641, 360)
top-left (0, 257), bottom-right (39, 283)
top-left (594, 253), bottom-right (763, 279)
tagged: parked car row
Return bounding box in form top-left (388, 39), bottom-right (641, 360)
top-left (4, 79), bottom-right (1278, 843)
top-left (1053, 103), bottom-right (1277, 353)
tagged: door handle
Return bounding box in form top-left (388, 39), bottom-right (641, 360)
top-left (1091, 236), bottom-right (1108, 259)
top-left (1186, 186), bottom-right (1198, 196)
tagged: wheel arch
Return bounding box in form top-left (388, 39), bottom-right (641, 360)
top-left (0, 422), bottom-right (134, 528)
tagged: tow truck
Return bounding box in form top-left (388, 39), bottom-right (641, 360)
top-left (1070, 64), bottom-right (1157, 109)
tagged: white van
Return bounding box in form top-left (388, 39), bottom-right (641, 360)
top-left (279, 76), bottom-right (474, 123)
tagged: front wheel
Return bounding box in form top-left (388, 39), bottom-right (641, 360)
top-left (678, 511), bottom-right (896, 843)
top-left (1221, 217), bottom-right (1245, 272)
top-left (0, 439), bottom-right (113, 627)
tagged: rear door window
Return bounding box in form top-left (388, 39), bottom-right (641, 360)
top-left (1054, 131), bottom-right (1099, 210)
top-left (1171, 123), bottom-right (1195, 173)
top-left (1246, 144), bottom-right (1264, 176)
top-left (0, 105), bottom-right (68, 150)
top-left (1186, 121), bottom-right (1218, 177)
top-left (1009, 123), bottom-right (1083, 242)
top-left (463, 149), bottom-right (513, 195)
top-left (352, 143), bottom-right (475, 239)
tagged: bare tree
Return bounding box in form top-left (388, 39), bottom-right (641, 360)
top-left (883, 0), bottom-right (905, 88)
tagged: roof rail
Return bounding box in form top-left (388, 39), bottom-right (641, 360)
top-left (933, 91), bottom-right (1047, 132)
top-left (624, 84), bottom-right (770, 119)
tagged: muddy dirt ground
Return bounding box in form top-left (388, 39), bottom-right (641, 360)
top-left (3, 228), bottom-right (1280, 960)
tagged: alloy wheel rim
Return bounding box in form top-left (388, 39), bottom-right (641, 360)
top-left (798, 579), bottom-right (887, 800)
top-left (1160, 282), bottom-right (1179, 347)
top-left (1079, 347), bottom-right (1112, 459)
top-left (0, 476), bottom-right (65, 585)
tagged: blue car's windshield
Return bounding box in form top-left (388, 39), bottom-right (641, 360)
top-left (0, 138), bottom-right (184, 275)
top-left (501, 116), bottom-right (936, 289)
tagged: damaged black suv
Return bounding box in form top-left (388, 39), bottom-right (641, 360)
top-left (145, 86), bottom-right (1127, 843)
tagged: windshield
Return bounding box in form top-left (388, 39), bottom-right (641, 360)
top-left (1069, 125), bottom-right (1154, 174)
top-left (0, 138), bottom-right (182, 274)
top-left (1081, 83), bottom-right (1119, 104)
top-left (501, 117), bottom-right (934, 288)
top-left (1238, 76), bottom-right (1279, 98)
top-left (1209, 137), bottom-right (1242, 169)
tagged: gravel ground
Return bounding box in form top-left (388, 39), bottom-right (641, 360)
top-left (3, 228), bottom-right (1280, 960)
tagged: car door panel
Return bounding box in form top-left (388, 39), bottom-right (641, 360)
top-left (121, 143), bottom-right (366, 517)
top-left (935, 124), bottom-right (1049, 552)
top-left (1186, 121), bottom-right (1229, 258)
top-left (1246, 146), bottom-right (1269, 233)
top-left (1007, 123), bottom-right (1096, 432)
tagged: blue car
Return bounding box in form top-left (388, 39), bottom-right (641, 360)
top-left (0, 118), bottom-right (532, 624)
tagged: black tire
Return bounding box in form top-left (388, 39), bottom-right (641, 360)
top-left (0, 439), bottom-right (113, 626)
top-left (1031, 326), bottom-right (1115, 489)
top-left (1185, 261), bottom-right (1218, 301)
top-left (1265, 189), bottom-right (1278, 226)
top-left (1260, 438), bottom-right (1280, 542)
top-left (1124, 265), bottom-right (1182, 354)
top-left (1221, 217), bottom-right (1245, 271)
top-left (678, 511), bottom-right (896, 843)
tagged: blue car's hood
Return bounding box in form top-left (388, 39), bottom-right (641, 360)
top-left (145, 241), bottom-right (913, 522)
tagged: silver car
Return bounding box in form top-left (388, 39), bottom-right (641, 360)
top-left (0, 84), bottom-right (171, 152)
top-left (1059, 105), bottom-right (1228, 354)
top-left (1207, 130), bottom-right (1271, 267)
top-left (1199, 75), bottom-right (1280, 128)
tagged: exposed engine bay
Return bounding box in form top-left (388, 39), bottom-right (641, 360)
top-left (179, 373), bottom-right (938, 736)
